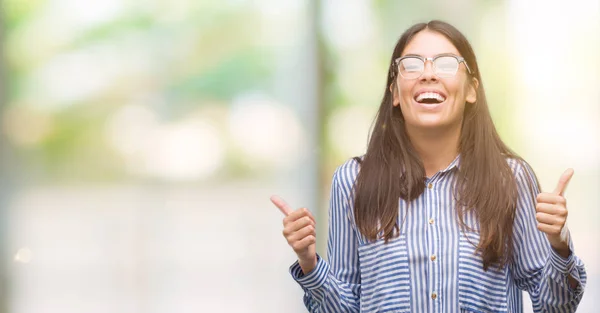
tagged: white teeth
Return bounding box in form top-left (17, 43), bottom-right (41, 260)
top-left (415, 92), bottom-right (446, 103)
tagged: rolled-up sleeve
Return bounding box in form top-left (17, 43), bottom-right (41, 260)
top-left (510, 161), bottom-right (586, 313)
top-left (289, 161), bottom-right (362, 313)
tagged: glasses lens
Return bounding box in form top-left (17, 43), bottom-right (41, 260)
top-left (434, 56), bottom-right (459, 77)
top-left (399, 57), bottom-right (424, 79)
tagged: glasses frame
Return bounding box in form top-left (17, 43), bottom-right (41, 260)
top-left (393, 53), bottom-right (472, 79)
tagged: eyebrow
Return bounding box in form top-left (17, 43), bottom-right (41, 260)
top-left (400, 53), bottom-right (459, 58)
top-left (401, 53), bottom-right (423, 58)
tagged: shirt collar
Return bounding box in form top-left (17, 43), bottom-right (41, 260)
top-left (440, 154), bottom-right (461, 173)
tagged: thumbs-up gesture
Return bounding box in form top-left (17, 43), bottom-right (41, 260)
top-left (535, 169), bottom-right (574, 257)
top-left (271, 195), bottom-right (318, 274)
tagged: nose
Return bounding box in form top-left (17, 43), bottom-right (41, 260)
top-left (420, 59), bottom-right (438, 82)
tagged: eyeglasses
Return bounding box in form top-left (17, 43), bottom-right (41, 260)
top-left (393, 53), bottom-right (472, 79)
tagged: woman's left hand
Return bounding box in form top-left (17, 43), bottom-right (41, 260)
top-left (535, 168), bottom-right (574, 257)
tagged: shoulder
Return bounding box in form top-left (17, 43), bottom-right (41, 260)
top-left (504, 157), bottom-right (536, 181)
top-left (331, 156), bottom-right (363, 197)
top-left (504, 156), bottom-right (540, 196)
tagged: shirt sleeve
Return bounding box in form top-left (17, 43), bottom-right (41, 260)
top-left (510, 161), bottom-right (586, 313)
top-left (289, 162), bottom-right (362, 313)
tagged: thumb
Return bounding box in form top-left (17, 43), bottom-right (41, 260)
top-left (553, 168), bottom-right (574, 196)
top-left (270, 195), bottom-right (293, 216)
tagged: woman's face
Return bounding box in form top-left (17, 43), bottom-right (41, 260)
top-left (393, 30), bottom-right (477, 132)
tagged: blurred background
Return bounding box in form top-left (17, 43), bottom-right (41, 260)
top-left (0, 0), bottom-right (598, 312)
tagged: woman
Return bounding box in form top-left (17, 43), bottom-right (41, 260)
top-left (271, 20), bottom-right (586, 313)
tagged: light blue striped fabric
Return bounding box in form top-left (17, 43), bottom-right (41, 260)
top-left (290, 157), bottom-right (586, 313)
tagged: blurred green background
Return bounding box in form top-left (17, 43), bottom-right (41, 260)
top-left (0, 0), bottom-right (598, 312)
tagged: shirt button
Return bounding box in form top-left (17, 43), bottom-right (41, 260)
top-left (430, 254), bottom-right (437, 261)
top-left (427, 183), bottom-right (433, 189)
top-left (428, 218), bottom-right (434, 225)
top-left (431, 292), bottom-right (437, 300)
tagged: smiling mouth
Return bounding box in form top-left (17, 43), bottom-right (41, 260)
top-left (414, 92), bottom-right (446, 104)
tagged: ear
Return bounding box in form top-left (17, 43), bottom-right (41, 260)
top-left (389, 82), bottom-right (400, 107)
top-left (466, 77), bottom-right (479, 104)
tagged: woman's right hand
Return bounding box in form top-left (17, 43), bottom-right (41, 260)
top-left (271, 195), bottom-right (317, 274)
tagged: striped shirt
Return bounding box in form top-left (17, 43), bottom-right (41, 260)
top-left (289, 156), bottom-right (586, 313)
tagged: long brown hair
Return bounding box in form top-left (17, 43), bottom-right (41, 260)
top-left (353, 20), bottom-right (536, 270)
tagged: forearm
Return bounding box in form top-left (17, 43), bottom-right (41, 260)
top-left (290, 256), bottom-right (360, 313)
top-left (552, 246), bottom-right (581, 290)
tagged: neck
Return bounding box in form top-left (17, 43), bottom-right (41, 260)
top-left (406, 123), bottom-right (461, 178)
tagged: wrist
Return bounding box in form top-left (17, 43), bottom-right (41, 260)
top-left (299, 256), bottom-right (318, 274)
top-left (553, 245), bottom-right (571, 258)
top-left (549, 238), bottom-right (571, 258)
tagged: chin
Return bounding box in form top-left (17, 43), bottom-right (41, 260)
top-left (415, 116), bottom-right (447, 128)
top-left (407, 117), bottom-right (458, 131)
